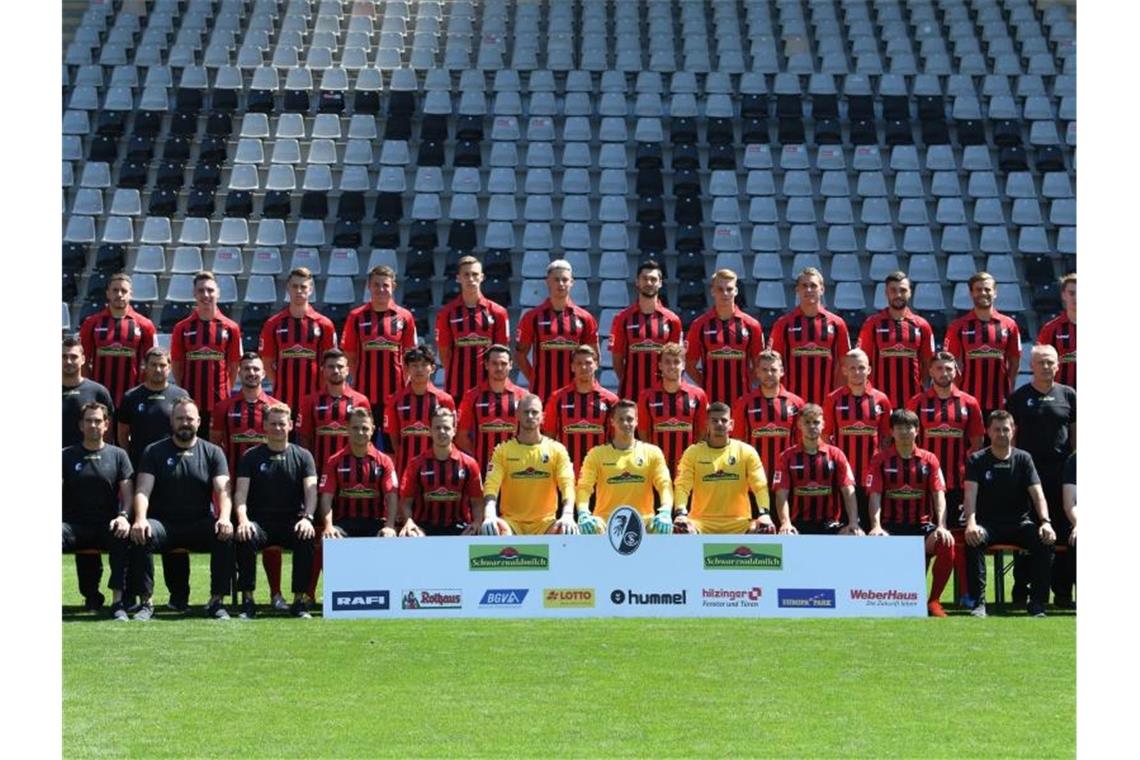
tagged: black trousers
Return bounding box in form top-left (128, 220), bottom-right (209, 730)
top-left (62, 521), bottom-right (129, 594)
top-left (129, 516), bottom-right (235, 599)
top-left (1012, 467), bottom-right (1074, 599)
top-left (333, 517), bottom-right (383, 537)
top-left (966, 521), bottom-right (1052, 609)
top-left (235, 520), bottom-right (315, 594)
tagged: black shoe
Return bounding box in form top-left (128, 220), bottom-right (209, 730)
top-left (1028, 603), bottom-right (1047, 618)
top-left (1011, 585), bottom-right (1028, 608)
top-left (205, 600), bottom-right (230, 620)
top-left (84, 592), bottom-right (106, 611)
top-left (238, 598), bottom-right (257, 620)
top-left (167, 594), bottom-right (189, 614)
top-left (1054, 596), bottom-right (1075, 610)
top-left (109, 602), bottom-right (129, 622)
top-left (290, 600), bottom-right (312, 619)
top-left (124, 597), bottom-right (141, 614)
top-left (133, 602), bottom-right (155, 622)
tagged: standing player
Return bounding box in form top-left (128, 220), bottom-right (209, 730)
top-left (128, 397), bottom-right (235, 620)
top-left (856, 271), bottom-right (935, 410)
top-left (232, 404), bottom-right (317, 619)
top-left (943, 271), bottom-right (1021, 419)
top-left (822, 349), bottom-right (892, 527)
top-left (481, 395), bottom-right (578, 536)
top-left (575, 400), bottom-right (674, 534)
top-left (1006, 344), bottom-right (1077, 608)
top-left (62, 402), bottom-right (133, 618)
top-left (435, 255), bottom-right (510, 404)
top-left (769, 267), bottom-right (852, 406)
top-left (609, 259), bottom-right (682, 403)
top-left (543, 344), bottom-right (619, 475)
top-left (731, 350), bottom-right (805, 482)
top-left (341, 265), bottom-right (418, 441)
top-left (865, 409), bottom-right (956, 618)
top-left (1036, 273), bottom-right (1076, 389)
top-left (684, 269), bottom-right (764, 405)
top-left (456, 344), bottom-right (528, 476)
top-left (673, 402), bottom-right (774, 535)
top-left (117, 348), bottom-right (185, 467)
top-left (317, 408), bottom-right (399, 539)
top-left (170, 271), bottom-right (242, 434)
top-left (384, 346), bottom-right (456, 477)
top-left (638, 342), bottom-right (708, 477)
top-left (962, 411), bottom-right (1056, 617)
top-left (772, 404), bottom-right (860, 535)
top-left (515, 259), bottom-right (599, 405)
top-left (398, 407), bottom-right (484, 537)
top-left (63, 336), bottom-right (113, 447)
top-left (1062, 452), bottom-right (1076, 549)
top-left (296, 348), bottom-right (372, 476)
top-left (79, 272), bottom-right (156, 407)
top-left (209, 352), bottom-right (287, 609)
top-left (259, 267), bottom-right (336, 415)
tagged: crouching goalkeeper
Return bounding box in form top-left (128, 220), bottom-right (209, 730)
top-left (574, 399), bottom-right (675, 535)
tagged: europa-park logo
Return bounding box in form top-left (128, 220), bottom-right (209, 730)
top-left (469, 544), bottom-right (551, 571)
top-left (702, 544), bottom-right (784, 570)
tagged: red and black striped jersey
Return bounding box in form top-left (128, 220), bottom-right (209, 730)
top-left (258, 305), bottom-right (336, 413)
top-left (906, 386), bottom-right (985, 490)
top-left (383, 383), bottom-right (457, 476)
top-left (209, 389), bottom-right (283, 474)
top-left (319, 444), bottom-right (398, 521)
top-left (856, 308), bottom-right (935, 410)
top-left (769, 307), bottom-right (852, 406)
top-left (823, 386), bottom-right (892, 487)
top-left (170, 312), bottom-right (242, 415)
top-left (79, 306), bottom-right (157, 406)
top-left (341, 303), bottom-right (418, 407)
top-left (456, 380), bottom-right (528, 476)
top-left (434, 294), bottom-right (510, 403)
top-left (943, 311), bottom-right (1021, 414)
top-left (609, 302), bottom-right (683, 403)
top-left (637, 381), bottom-right (708, 476)
top-left (296, 385), bottom-right (372, 473)
top-left (542, 381), bottom-right (620, 475)
top-left (400, 445), bottom-right (483, 529)
top-left (730, 387), bottom-right (806, 481)
top-left (516, 299), bottom-right (598, 405)
top-left (684, 306), bottom-right (765, 405)
top-left (1037, 313), bottom-right (1076, 389)
top-left (866, 446), bottom-right (946, 526)
top-left (772, 443), bottom-right (855, 525)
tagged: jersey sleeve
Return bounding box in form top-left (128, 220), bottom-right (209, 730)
top-left (730, 395), bottom-right (746, 433)
top-left (462, 453), bottom-right (484, 500)
top-left (383, 394), bottom-right (399, 441)
top-left (768, 315), bottom-right (787, 358)
top-left (398, 455), bottom-right (418, 499)
top-left (483, 442), bottom-right (506, 498)
top-left (318, 315), bottom-right (337, 353)
top-left (919, 320), bottom-right (936, 362)
top-left (608, 309), bottom-right (627, 357)
top-left (225, 322), bottom-right (242, 367)
top-left (673, 445), bottom-right (696, 510)
top-left (943, 320), bottom-right (963, 364)
top-left (379, 454), bottom-right (399, 496)
top-left (865, 451), bottom-right (885, 493)
top-left (822, 393), bottom-right (837, 441)
top-left (258, 317), bottom-right (278, 363)
top-left (692, 388), bottom-right (708, 437)
top-left (299, 447), bottom-right (317, 479)
top-left (747, 315), bottom-right (765, 355)
top-left (684, 317), bottom-right (703, 365)
top-left (209, 398), bottom-right (227, 436)
top-left (876, 394), bottom-right (894, 442)
top-left (541, 389), bottom-right (560, 437)
top-left (963, 452), bottom-right (984, 485)
top-left (771, 449), bottom-right (790, 491)
top-left (457, 393), bottom-right (476, 442)
top-left (439, 390), bottom-right (457, 412)
top-left (964, 395), bottom-right (985, 439)
top-left (1005, 318), bottom-right (1022, 365)
top-left (115, 447), bottom-right (134, 482)
top-left (574, 446), bottom-right (600, 511)
top-left (433, 304), bottom-right (453, 355)
top-left (340, 310), bottom-right (359, 354)
top-left (928, 453), bottom-right (947, 493)
top-left (649, 446), bottom-right (673, 506)
top-left (208, 442), bottom-right (230, 479)
top-left (856, 315), bottom-right (876, 365)
top-left (169, 320), bottom-right (186, 364)
top-left (832, 313), bottom-right (852, 360)
top-left (400, 309), bottom-right (418, 351)
top-left (1021, 450), bottom-right (1042, 489)
top-left (515, 309), bottom-right (534, 349)
top-left (553, 442), bottom-right (575, 500)
top-left (137, 317), bottom-right (157, 370)
top-left (138, 442), bottom-right (160, 477)
top-left (636, 394), bottom-right (652, 439)
top-left (745, 444), bottom-right (770, 509)
top-left (834, 448), bottom-right (856, 488)
top-left (236, 447), bottom-right (256, 480)
top-left (318, 455), bottom-right (338, 495)
top-left (96, 384), bottom-right (115, 415)
top-left (580, 310), bottom-right (599, 350)
top-left (79, 316), bottom-right (97, 366)
top-left (1062, 452), bottom-right (1076, 487)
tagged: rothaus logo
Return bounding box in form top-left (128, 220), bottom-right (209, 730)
top-left (610, 589), bottom-right (688, 606)
top-left (331, 590), bottom-right (390, 611)
top-left (607, 506), bottom-right (644, 556)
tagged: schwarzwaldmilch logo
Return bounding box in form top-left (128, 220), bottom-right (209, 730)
top-left (608, 506), bottom-right (643, 556)
top-left (702, 544), bottom-right (784, 569)
top-left (469, 544), bottom-right (550, 570)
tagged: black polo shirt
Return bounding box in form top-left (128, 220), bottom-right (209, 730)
top-left (139, 437), bottom-right (228, 522)
top-left (62, 443), bottom-right (133, 523)
top-left (965, 447), bottom-right (1041, 527)
top-left (237, 443), bottom-right (316, 522)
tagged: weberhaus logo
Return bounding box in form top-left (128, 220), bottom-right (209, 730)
top-left (849, 588), bottom-right (920, 607)
top-left (469, 544), bottom-right (550, 571)
top-left (703, 544), bottom-right (783, 569)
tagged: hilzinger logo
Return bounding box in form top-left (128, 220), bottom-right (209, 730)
top-left (331, 591), bottom-right (390, 611)
top-left (469, 545), bottom-right (550, 570)
top-left (703, 544), bottom-right (783, 569)
top-left (610, 589), bottom-right (688, 606)
top-left (701, 587), bottom-right (763, 608)
top-left (544, 588), bottom-right (596, 608)
top-left (608, 506), bottom-right (644, 555)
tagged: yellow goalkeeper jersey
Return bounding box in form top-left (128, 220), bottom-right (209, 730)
top-left (575, 440), bottom-right (673, 520)
top-left (484, 436), bottom-right (575, 522)
top-left (674, 439), bottom-right (770, 519)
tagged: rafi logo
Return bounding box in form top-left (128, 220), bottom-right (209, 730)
top-left (610, 589), bottom-right (688, 606)
top-left (479, 589), bottom-right (529, 607)
top-left (701, 587), bottom-right (763, 608)
top-left (543, 588), bottom-right (596, 608)
top-left (401, 589), bottom-right (462, 610)
top-left (703, 544), bottom-right (784, 570)
top-left (777, 589), bottom-right (836, 609)
top-left (469, 544), bottom-right (551, 571)
top-left (331, 590), bottom-right (390, 611)
top-left (607, 506), bottom-right (643, 556)
top-left (849, 588), bottom-right (921, 607)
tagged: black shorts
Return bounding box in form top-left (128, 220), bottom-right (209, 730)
top-left (419, 523), bottom-right (468, 537)
top-left (796, 520), bottom-right (843, 535)
top-left (883, 522), bottom-right (937, 538)
top-left (333, 517), bottom-right (384, 538)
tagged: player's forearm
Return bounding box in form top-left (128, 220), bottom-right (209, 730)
top-left (868, 494), bottom-right (883, 531)
top-left (483, 496), bottom-right (498, 521)
top-left (932, 493), bottom-right (948, 529)
top-left (397, 497), bottom-right (414, 524)
top-left (612, 354), bottom-right (625, 382)
top-left (468, 498), bottom-right (485, 527)
top-left (117, 481), bottom-right (134, 517)
top-left (841, 487), bottom-right (859, 527)
top-left (133, 493), bottom-right (150, 522)
top-left (962, 483), bottom-right (978, 526)
top-left (514, 348), bottom-right (534, 381)
top-left (302, 480), bottom-right (318, 519)
top-left (684, 360), bottom-right (702, 386)
top-left (775, 491), bottom-right (790, 526)
top-left (384, 493), bottom-right (398, 528)
top-left (116, 423), bottom-right (131, 449)
top-left (559, 498), bottom-right (575, 520)
top-left (1029, 485), bottom-right (1050, 523)
top-left (1062, 485), bottom-right (1076, 525)
top-left (215, 490), bottom-right (233, 522)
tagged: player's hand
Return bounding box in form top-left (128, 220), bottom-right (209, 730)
top-left (130, 519), bottom-right (151, 545)
top-left (379, 526), bottom-right (397, 538)
top-left (749, 517), bottom-right (776, 535)
top-left (294, 518), bottom-right (315, 541)
top-left (868, 525), bottom-right (889, 537)
top-left (648, 510), bottom-right (673, 534)
top-left (460, 523), bottom-right (478, 537)
top-left (576, 511), bottom-right (604, 535)
top-left (215, 519), bottom-right (233, 541)
top-left (673, 515), bottom-right (695, 534)
top-left (1068, 525), bottom-right (1077, 546)
top-left (399, 520), bottom-right (425, 537)
top-left (964, 523), bottom-right (987, 547)
top-left (778, 522), bottom-right (799, 535)
top-left (480, 518), bottom-right (501, 536)
top-left (1039, 522), bottom-right (1056, 546)
top-left (840, 524), bottom-right (864, 537)
top-left (555, 515), bottom-right (580, 535)
top-left (323, 525), bottom-right (341, 540)
top-left (932, 527), bottom-right (954, 548)
top-left (235, 519), bottom-right (255, 542)
top-left (109, 516), bottom-right (130, 539)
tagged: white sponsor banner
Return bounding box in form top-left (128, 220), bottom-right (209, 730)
top-left (324, 518), bottom-right (927, 619)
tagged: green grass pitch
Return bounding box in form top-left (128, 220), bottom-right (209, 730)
top-left (62, 555), bottom-right (1074, 758)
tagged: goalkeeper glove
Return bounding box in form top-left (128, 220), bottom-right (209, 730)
top-left (577, 509), bottom-right (605, 535)
top-left (648, 509), bottom-right (674, 534)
